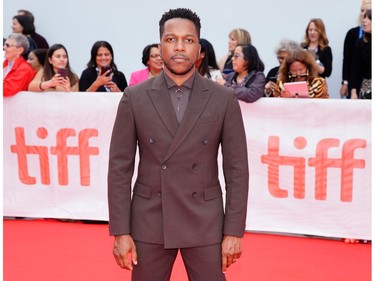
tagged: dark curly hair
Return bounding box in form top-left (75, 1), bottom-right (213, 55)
top-left (159, 8), bottom-right (201, 39)
top-left (142, 43), bottom-right (159, 66)
top-left (278, 49), bottom-right (318, 84)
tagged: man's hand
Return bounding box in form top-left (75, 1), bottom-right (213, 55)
top-left (221, 235), bottom-right (242, 273)
top-left (113, 234), bottom-right (138, 270)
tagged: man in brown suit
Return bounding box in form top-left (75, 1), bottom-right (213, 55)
top-left (108, 8), bottom-right (249, 281)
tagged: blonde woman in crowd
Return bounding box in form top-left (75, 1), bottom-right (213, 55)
top-left (217, 28), bottom-right (251, 74)
top-left (301, 18), bottom-right (332, 79)
top-left (28, 44), bottom-right (79, 92)
top-left (273, 48), bottom-right (328, 98)
top-left (340, 0), bottom-right (371, 98)
top-left (350, 9), bottom-right (371, 100)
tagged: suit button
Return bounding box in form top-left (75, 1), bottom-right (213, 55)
top-left (157, 191), bottom-right (162, 197)
top-left (202, 139), bottom-right (208, 145)
top-left (192, 164), bottom-right (198, 170)
top-left (161, 164), bottom-right (167, 170)
top-left (192, 192), bottom-right (198, 198)
top-left (149, 138), bottom-right (156, 144)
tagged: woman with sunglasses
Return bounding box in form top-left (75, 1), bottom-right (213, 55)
top-left (216, 44), bottom-right (265, 103)
top-left (273, 48), bottom-right (328, 98)
top-left (3, 33), bottom-right (36, 96)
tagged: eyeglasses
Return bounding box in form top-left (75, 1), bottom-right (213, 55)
top-left (3, 43), bottom-right (18, 48)
top-left (150, 54), bottom-right (161, 59)
top-left (232, 53), bottom-right (245, 60)
top-left (288, 71), bottom-right (309, 79)
top-left (277, 56), bottom-right (287, 61)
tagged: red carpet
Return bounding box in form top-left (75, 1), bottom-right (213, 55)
top-left (3, 219), bottom-right (371, 281)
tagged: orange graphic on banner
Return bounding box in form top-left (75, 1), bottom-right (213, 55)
top-left (261, 136), bottom-right (366, 202)
top-left (10, 127), bottom-right (99, 186)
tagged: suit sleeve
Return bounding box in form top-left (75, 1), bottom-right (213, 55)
top-left (221, 92), bottom-right (249, 237)
top-left (107, 89), bottom-right (137, 236)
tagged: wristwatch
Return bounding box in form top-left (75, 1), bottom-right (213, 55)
top-left (342, 80), bottom-right (348, 85)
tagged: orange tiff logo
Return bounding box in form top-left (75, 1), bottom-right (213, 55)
top-left (10, 127), bottom-right (99, 186)
top-left (261, 136), bottom-right (367, 202)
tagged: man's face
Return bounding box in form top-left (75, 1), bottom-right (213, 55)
top-left (159, 18), bottom-right (200, 77)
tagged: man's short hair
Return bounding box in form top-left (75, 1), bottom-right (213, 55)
top-left (159, 8), bottom-right (201, 39)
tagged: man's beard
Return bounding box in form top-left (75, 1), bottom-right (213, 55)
top-left (163, 60), bottom-right (196, 76)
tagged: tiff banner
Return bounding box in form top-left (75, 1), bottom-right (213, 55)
top-left (3, 92), bottom-right (371, 239)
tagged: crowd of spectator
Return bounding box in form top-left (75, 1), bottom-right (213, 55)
top-left (3, 4), bottom-right (372, 243)
top-left (3, 4), bottom-right (372, 100)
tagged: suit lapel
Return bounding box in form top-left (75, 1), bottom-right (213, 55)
top-left (163, 74), bottom-right (212, 162)
top-left (147, 75), bottom-right (179, 137)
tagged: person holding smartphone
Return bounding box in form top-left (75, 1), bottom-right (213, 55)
top-left (264, 39), bottom-right (300, 97)
top-left (28, 44), bottom-right (79, 92)
top-left (79, 41), bottom-right (127, 92)
top-left (273, 48), bottom-right (328, 98)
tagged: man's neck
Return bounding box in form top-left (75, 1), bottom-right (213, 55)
top-left (164, 69), bottom-right (195, 87)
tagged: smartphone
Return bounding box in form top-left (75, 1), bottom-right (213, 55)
top-left (269, 76), bottom-right (277, 83)
top-left (222, 68), bottom-right (234, 75)
top-left (57, 68), bottom-right (67, 79)
top-left (101, 66), bottom-right (112, 76)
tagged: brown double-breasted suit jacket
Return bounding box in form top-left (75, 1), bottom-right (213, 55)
top-left (108, 71), bottom-right (249, 249)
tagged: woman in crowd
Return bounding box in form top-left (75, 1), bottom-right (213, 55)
top-left (216, 44), bottom-right (265, 103)
top-left (79, 41), bottom-right (127, 92)
top-left (28, 44), bottom-right (79, 92)
top-left (340, 0), bottom-right (372, 98)
top-left (27, 48), bottom-right (47, 72)
top-left (17, 9), bottom-right (49, 49)
top-left (301, 18), bottom-right (332, 79)
top-left (129, 43), bottom-right (163, 86)
top-left (350, 9), bottom-right (371, 99)
top-left (217, 28), bottom-right (251, 74)
top-left (195, 38), bottom-right (222, 81)
top-left (273, 48), bottom-right (328, 98)
top-left (3, 33), bottom-right (36, 96)
top-left (11, 15), bottom-right (38, 59)
top-left (264, 39), bottom-right (301, 97)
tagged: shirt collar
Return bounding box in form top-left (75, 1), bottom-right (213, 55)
top-left (163, 71), bottom-right (196, 90)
